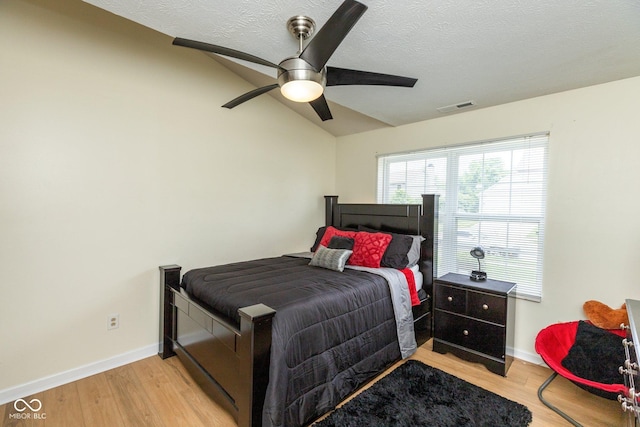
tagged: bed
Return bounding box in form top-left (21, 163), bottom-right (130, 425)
top-left (158, 194), bottom-right (439, 427)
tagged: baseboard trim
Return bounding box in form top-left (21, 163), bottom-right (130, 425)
top-left (513, 348), bottom-right (544, 366)
top-left (0, 343), bottom-right (158, 405)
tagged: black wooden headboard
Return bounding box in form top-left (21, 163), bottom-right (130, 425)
top-left (323, 194), bottom-right (439, 292)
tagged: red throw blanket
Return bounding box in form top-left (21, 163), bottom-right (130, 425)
top-left (399, 268), bottom-right (420, 306)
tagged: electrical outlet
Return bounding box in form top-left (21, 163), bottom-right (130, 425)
top-left (107, 313), bottom-right (119, 330)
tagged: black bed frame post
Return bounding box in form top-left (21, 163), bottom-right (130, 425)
top-left (420, 194), bottom-right (439, 281)
top-left (158, 265), bottom-right (181, 359)
top-left (237, 304), bottom-right (277, 427)
top-left (324, 195), bottom-right (339, 227)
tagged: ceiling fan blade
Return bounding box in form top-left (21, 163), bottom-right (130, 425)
top-left (299, 0), bottom-right (368, 72)
top-left (173, 38), bottom-right (282, 69)
top-left (326, 67), bottom-right (417, 87)
top-left (222, 84), bottom-right (280, 109)
top-left (309, 95), bottom-right (333, 121)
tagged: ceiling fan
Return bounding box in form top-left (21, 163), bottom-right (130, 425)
top-left (172, 0), bottom-right (417, 121)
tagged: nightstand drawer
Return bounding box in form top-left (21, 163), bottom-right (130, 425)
top-left (435, 284), bottom-right (466, 314)
top-left (434, 311), bottom-right (505, 360)
top-left (468, 292), bottom-right (506, 325)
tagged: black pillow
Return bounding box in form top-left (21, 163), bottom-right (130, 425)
top-left (328, 236), bottom-right (355, 250)
top-left (311, 226), bottom-right (328, 252)
top-left (561, 321), bottom-right (625, 399)
top-left (358, 226), bottom-right (413, 269)
top-left (311, 226), bottom-right (357, 252)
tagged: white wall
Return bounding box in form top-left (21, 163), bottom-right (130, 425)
top-left (0, 0), bottom-right (336, 393)
top-left (336, 76), bottom-right (640, 360)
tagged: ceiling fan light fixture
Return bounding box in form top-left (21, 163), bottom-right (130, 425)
top-left (280, 80), bottom-right (324, 102)
top-left (278, 57), bottom-right (326, 103)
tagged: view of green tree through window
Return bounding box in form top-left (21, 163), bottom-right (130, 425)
top-left (377, 134), bottom-right (548, 301)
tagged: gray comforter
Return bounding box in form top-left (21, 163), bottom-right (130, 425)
top-left (182, 256), bottom-right (414, 427)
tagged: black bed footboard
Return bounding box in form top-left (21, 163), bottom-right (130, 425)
top-left (159, 264), bottom-right (180, 359)
top-left (159, 265), bottom-right (275, 427)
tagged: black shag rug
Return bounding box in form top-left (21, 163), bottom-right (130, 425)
top-left (313, 360), bottom-right (532, 427)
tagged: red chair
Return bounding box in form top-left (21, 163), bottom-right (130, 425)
top-left (535, 321), bottom-right (627, 426)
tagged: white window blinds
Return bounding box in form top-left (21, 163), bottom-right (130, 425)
top-left (377, 133), bottom-right (549, 301)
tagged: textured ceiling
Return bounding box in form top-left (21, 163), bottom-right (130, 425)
top-left (83, 0), bottom-right (640, 136)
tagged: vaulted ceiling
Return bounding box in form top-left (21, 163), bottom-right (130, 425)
top-left (83, 0), bottom-right (640, 136)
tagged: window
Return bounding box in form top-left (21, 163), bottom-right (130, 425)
top-left (377, 133), bottom-right (548, 301)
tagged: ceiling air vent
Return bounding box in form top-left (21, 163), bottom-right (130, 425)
top-left (436, 100), bottom-right (476, 114)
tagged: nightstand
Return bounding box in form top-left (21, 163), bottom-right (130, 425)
top-left (433, 272), bottom-right (516, 376)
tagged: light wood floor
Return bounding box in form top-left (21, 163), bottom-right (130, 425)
top-left (1, 339), bottom-right (627, 427)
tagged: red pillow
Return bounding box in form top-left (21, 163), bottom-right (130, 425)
top-left (319, 226), bottom-right (357, 248)
top-left (348, 232), bottom-right (392, 268)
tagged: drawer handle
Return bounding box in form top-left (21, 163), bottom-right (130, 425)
top-left (447, 296), bottom-right (453, 302)
top-left (463, 330), bottom-right (469, 336)
top-left (482, 304), bottom-right (489, 310)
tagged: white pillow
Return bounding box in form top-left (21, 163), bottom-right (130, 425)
top-left (406, 235), bottom-right (425, 267)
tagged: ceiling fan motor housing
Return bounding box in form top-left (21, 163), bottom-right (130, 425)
top-left (278, 57), bottom-right (326, 85)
